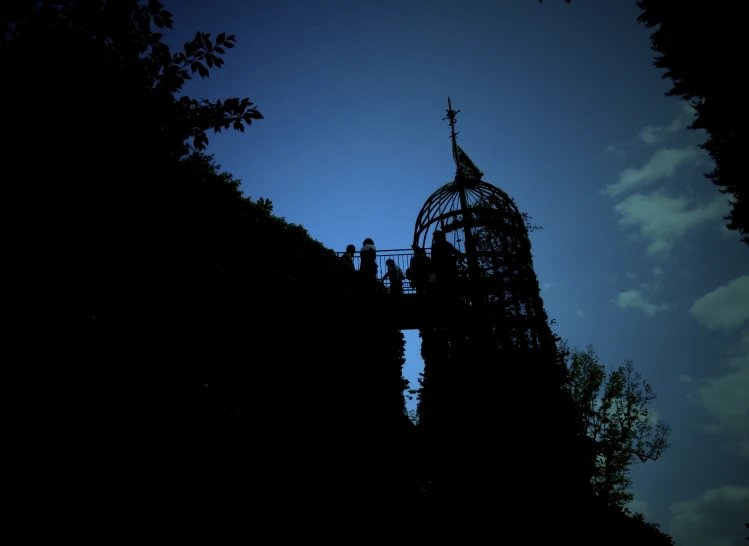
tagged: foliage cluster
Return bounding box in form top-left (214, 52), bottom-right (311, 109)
top-left (4, 1), bottom-right (678, 541)
top-left (637, 1), bottom-right (745, 246)
top-left (415, 197), bottom-right (673, 542)
top-left (3, 0), bottom-right (411, 522)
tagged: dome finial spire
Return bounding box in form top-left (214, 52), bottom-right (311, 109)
top-left (443, 97), bottom-right (460, 177)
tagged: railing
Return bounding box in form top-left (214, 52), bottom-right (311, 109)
top-left (337, 248), bottom-right (431, 295)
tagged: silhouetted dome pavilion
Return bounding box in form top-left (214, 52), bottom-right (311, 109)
top-left (413, 98), bottom-right (550, 352)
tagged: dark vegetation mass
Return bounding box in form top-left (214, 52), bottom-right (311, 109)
top-left (4, 1), bottom-right (681, 541)
top-left (637, 1), bottom-right (745, 246)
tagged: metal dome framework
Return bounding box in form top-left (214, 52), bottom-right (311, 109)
top-left (412, 178), bottom-right (529, 257)
top-left (411, 98), bottom-right (551, 352)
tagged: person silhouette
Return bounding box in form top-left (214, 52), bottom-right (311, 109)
top-left (430, 230), bottom-right (462, 294)
top-left (383, 259), bottom-right (405, 296)
top-left (360, 238), bottom-right (377, 278)
top-left (341, 244), bottom-right (356, 268)
top-left (407, 245), bottom-right (432, 293)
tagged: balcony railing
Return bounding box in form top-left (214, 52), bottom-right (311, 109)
top-left (337, 248), bottom-right (430, 295)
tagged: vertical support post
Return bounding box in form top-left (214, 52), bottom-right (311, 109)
top-left (445, 97), bottom-right (479, 302)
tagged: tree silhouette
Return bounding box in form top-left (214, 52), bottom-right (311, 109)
top-left (565, 345), bottom-right (671, 506)
top-left (4, 1), bottom-right (414, 525)
top-left (5, 1), bottom-right (684, 539)
top-left (637, 1), bottom-right (745, 246)
top-left (414, 195), bottom-right (599, 539)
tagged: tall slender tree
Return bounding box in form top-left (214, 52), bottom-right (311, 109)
top-left (565, 345), bottom-right (671, 506)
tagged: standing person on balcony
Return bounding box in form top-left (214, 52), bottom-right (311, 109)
top-left (383, 259), bottom-right (405, 296)
top-left (341, 244), bottom-right (356, 268)
top-left (431, 230), bottom-right (462, 294)
top-left (407, 246), bottom-right (431, 294)
top-left (360, 238), bottom-right (377, 278)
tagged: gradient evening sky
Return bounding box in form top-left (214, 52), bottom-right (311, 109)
top-left (164, 1), bottom-right (747, 542)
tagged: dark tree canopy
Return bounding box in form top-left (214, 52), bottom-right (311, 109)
top-left (565, 345), bottom-right (671, 507)
top-left (4, 0), bottom-right (413, 527)
top-left (4, 1), bottom-right (678, 540)
top-left (637, 1), bottom-right (745, 245)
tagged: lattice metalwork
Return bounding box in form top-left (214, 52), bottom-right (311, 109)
top-left (411, 98), bottom-right (554, 352)
top-left (413, 177), bottom-right (548, 351)
top-left (413, 178), bottom-right (526, 253)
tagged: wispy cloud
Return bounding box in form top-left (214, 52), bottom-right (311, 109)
top-left (612, 288), bottom-right (669, 316)
top-left (605, 147), bottom-right (702, 198)
top-left (614, 190), bottom-right (730, 256)
top-left (670, 486), bottom-right (749, 546)
top-left (604, 144), bottom-right (625, 158)
top-left (689, 275), bottom-right (749, 333)
top-left (638, 118), bottom-right (682, 145)
top-left (575, 309), bottom-right (586, 319)
top-left (698, 340), bottom-right (749, 443)
top-left (690, 278), bottom-right (749, 455)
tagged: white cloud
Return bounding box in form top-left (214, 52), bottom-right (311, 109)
top-left (614, 190), bottom-right (730, 256)
top-left (698, 330), bottom-right (749, 448)
top-left (639, 281), bottom-right (662, 294)
top-left (541, 282), bottom-right (559, 291)
top-left (605, 144), bottom-right (625, 158)
top-left (651, 266), bottom-right (663, 276)
top-left (670, 486), bottom-right (749, 546)
top-left (678, 374), bottom-right (692, 383)
top-left (689, 275), bottom-right (749, 333)
top-left (605, 147), bottom-right (701, 197)
top-left (625, 271), bottom-right (638, 279)
top-left (612, 289), bottom-right (669, 316)
top-left (639, 118), bottom-right (682, 145)
top-left (575, 309), bottom-right (585, 318)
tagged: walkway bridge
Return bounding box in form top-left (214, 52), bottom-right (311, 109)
top-left (341, 248), bottom-right (425, 295)
top-left (332, 99), bottom-right (542, 333)
top-left (338, 248), bottom-right (468, 331)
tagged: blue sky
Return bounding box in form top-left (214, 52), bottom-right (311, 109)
top-left (166, 1), bottom-right (748, 542)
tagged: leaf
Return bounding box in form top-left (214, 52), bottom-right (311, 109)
top-left (215, 58), bottom-right (224, 68)
top-left (224, 42), bottom-right (235, 48)
top-left (191, 62), bottom-right (200, 73)
top-left (197, 63), bottom-right (209, 78)
top-left (154, 15), bottom-right (163, 28)
top-left (234, 121), bottom-right (244, 132)
top-left (206, 56), bottom-right (213, 68)
top-left (214, 46), bottom-right (225, 54)
top-left (216, 32), bottom-right (226, 45)
top-left (164, 19), bottom-right (173, 30)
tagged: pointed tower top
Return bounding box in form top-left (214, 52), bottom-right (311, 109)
top-left (443, 97), bottom-right (460, 178)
